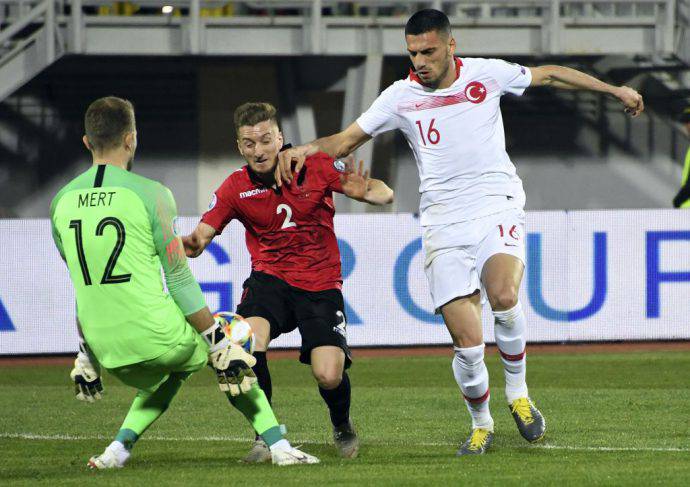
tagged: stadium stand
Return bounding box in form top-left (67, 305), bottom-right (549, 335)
top-left (0, 1), bottom-right (688, 216)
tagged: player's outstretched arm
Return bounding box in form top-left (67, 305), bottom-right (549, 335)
top-left (185, 307), bottom-right (215, 334)
top-left (150, 187), bottom-right (209, 319)
top-left (529, 65), bottom-right (644, 117)
top-left (340, 159), bottom-right (394, 205)
top-left (182, 222), bottom-right (216, 258)
top-left (275, 122), bottom-right (371, 186)
top-left (364, 179), bottom-right (395, 205)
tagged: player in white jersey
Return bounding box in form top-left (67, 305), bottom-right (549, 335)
top-left (275, 9), bottom-right (644, 455)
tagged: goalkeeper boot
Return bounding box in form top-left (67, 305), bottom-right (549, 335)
top-left (509, 397), bottom-right (546, 443)
top-left (242, 436), bottom-right (272, 463)
top-left (333, 420), bottom-right (359, 459)
top-left (87, 441), bottom-right (130, 469)
top-left (456, 428), bottom-right (494, 456)
top-left (271, 446), bottom-right (320, 466)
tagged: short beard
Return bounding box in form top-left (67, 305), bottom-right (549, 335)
top-left (422, 59), bottom-right (452, 90)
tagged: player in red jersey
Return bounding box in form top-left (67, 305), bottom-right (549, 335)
top-left (183, 102), bottom-right (394, 460)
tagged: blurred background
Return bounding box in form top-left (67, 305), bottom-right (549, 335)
top-left (0, 0), bottom-right (689, 218)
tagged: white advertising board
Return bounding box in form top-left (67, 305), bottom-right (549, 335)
top-left (1, 210), bottom-right (689, 354)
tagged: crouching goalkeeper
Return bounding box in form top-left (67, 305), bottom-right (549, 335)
top-left (50, 96), bottom-right (317, 468)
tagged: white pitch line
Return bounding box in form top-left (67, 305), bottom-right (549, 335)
top-left (535, 444), bottom-right (690, 453)
top-left (2, 433), bottom-right (689, 453)
top-left (0, 433), bottom-right (249, 442)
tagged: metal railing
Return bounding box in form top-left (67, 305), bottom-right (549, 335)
top-left (0, 1), bottom-right (56, 62)
top-left (0, 1), bottom-right (680, 54)
top-left (0, 0), bottom-right (684, 95)
top-left (0, 0), bottom-right (62, 102)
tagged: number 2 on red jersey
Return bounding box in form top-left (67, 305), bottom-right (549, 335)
top-left (277, 203), bottom-right (296, 229)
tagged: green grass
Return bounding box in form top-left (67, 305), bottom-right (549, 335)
top-left (1, 350), bottom-right (690, 486)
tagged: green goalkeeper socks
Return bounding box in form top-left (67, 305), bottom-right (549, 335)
top-left (114, 428), bottom-right (139, 451)
top-left (118, 372), bottom-right (189, 447)
top-left (115, 375), bottom-right (283, 450)
top-left (226, 382), bottom-right (283, 447)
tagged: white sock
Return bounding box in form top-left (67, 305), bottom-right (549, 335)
top-left (107, 441), bottom-right (130, 465)
top-left (452, 344), bottom-right (493, 431)
top-left (268, 439), bottom-right (292, 452)
top-left (493, 302), bottom-right (529, 403)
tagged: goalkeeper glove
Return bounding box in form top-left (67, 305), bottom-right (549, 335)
top-left (69, 339), bottom-right (103, 403)
top-left (202, 318), bottom-right (257, 396)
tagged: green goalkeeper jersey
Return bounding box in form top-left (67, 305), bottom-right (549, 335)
top-left (50, 164), bottom-right (207, 368)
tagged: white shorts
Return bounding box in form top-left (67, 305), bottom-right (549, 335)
top-left (423, 208), bottom-right (526, 312)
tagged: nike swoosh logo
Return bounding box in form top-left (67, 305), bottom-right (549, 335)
top-left (415, 103), bottom-right (424, 108)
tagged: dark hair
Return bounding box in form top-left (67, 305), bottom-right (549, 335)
top-left (234, 102), bottom-right (279, 135)
top-left (405, 9), bottom-right (451, 37)
top-left (84, 96), bottom-right (135, 153)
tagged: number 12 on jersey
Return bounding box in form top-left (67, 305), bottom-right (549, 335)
top-left (415, 118), bottom-right (440, 146)
top-left (69, 217), bottom-right (132, 285)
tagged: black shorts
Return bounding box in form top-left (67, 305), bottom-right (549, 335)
top-left (236, 271), bottom-right (351, 368)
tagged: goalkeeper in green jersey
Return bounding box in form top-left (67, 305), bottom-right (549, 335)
top-left (50, 96), bottom-right (318, 469)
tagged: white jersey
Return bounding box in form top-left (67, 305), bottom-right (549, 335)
top-left (356, 57), bottom-right (532, 226)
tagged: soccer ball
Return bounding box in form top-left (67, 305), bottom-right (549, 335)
top-left (213, 311), bottom-right (255, 355)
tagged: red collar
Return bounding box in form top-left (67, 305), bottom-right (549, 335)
top-left (409, 57), bottom-right (462, 85)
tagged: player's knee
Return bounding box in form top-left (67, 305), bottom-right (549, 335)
top-left (253, 338), bottom-right (269, 353)
top-left (489, 286), bottom-right (518, 311)
top-left (312, 368), bottom-right (343, 390)
top-left (246, 318), bottom-right (270, 351)
top-left (454, 343), bottom-right (485, 368)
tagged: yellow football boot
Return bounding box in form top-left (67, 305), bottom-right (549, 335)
top-left (510, 397), bottom-right (546, 443)
top-left (456, 427), bottom-right (494, 456)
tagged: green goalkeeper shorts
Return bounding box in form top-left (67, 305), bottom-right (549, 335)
top-left (107, 324), bottom-right (209, 393)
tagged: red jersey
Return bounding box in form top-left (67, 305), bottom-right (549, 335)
top-left (201, 152), bottom-right (345, 291)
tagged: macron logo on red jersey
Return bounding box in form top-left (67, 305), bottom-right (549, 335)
top-left (239, 188), bottom-right (269, 199)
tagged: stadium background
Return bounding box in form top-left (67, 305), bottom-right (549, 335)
top-left (1, 0), bottom-right (689, 352)
top-left (1, 2), bottom-right (689, 484)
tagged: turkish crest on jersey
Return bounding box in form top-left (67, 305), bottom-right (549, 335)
top-left (464, 81), bottom-right (487, 104)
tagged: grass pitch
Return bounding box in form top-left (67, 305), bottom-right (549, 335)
top-left (1, 349), bottom-right (689, 485)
